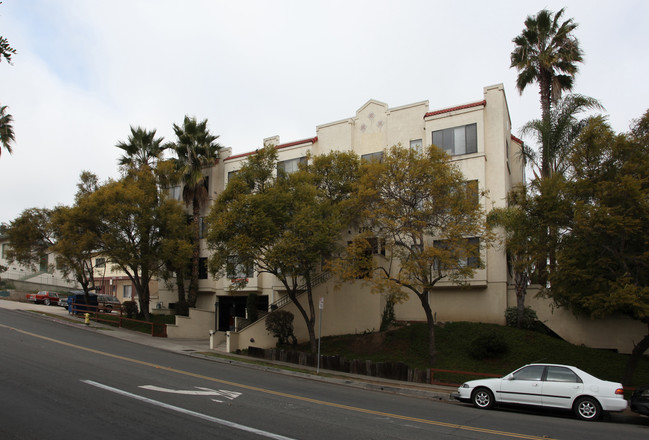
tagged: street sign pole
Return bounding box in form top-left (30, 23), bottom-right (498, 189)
top-left (317, 297), bottom-right (323, 374)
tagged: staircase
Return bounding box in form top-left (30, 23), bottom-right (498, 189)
top-left (269, 271), bottom-right (332, 310)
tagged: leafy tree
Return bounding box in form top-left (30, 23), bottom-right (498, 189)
top-left (115, 126), bottom-right (167, 172)
top-left (488, 185), bottom-right (544, 328)
top-left (548, 113), bottom-right (649, 385)
top-left (4, 173), bottom-right (103, 298)
top-left (511, 7), bottom-right (583, 178)
top-left (208, 145), bottom-right (355, 354)
top-left (170, 116), bottom-right (222, 308)
top-left (331, 145), bottom-right (489, 366)
top-left (85, 169), bottom-right (189, 320)
top-left (0, 103), bottom-right (15, 158)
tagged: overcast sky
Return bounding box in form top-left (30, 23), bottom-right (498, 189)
top-left (1, 0), bottom-right (647, 225)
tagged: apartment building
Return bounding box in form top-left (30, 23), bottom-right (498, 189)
top-left (162, 83), bottom-right (526, 349)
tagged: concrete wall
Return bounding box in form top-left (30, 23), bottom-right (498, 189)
top-left (513, 285), bottom-right (647, 354)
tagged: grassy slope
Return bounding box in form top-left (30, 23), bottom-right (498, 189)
top-left (311, 322), bottom-right (649, 386)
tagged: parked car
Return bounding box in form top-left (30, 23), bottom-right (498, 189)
top-left (630, 385), bottom-right (649, 416)
top-left (97, 294), bottom-right (121, 313)
top-left (59, 296), bottom-right (68, 309)
top-left (25, 291), bottom-right (60, 306)
top-left (68, 291), bottom-right (98, 314)
top-left (453, 363), bottom-right (627, 421)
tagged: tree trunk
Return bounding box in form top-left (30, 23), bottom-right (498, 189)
top-left (286, 276), bottom-right (317, 355)
top-left (417, 289), bottom-right (437, 366)
top-left (515, 271), bottom-right (528, 329)
top-left (622, 324), bottom-right (649, 386)
top-left (188, 198), bottom-right (201, 308)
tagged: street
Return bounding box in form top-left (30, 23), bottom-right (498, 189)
top-left (0, 305), bottom-right (647, 440)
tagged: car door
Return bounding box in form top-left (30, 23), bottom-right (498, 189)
top-left (498, 365), bottom-right (545, 406)
top-left (541, 366), bottom-right (584, 409)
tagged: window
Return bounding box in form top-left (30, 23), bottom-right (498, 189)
top-left (227, 170), bottom-right (238, 183)
top-left (366, 236), bottom-right (386, 256)
top-left (123, 285), bottom-right (132, 299)
top-left (546, 367), bottom-right (582, 383)
top-left (199, 217), bottom-right (207, 239)
top-left (464, 180), bottom-right (479, 205)
top-left (512, 365), bottom-right (544, 381)
top-left (1, 243), bottom-right (9, 259)
top-left (226, 256), bottom-right (253, 279)
top-left (277, 157), bottom-right (307, 174)
top-left (39, 254), bottom-right (48, 272)
top-left (95, 257), bottom-right (106, 268)
top-left (199, 257), bottom-right (208, 280)
top-left (432, 123), bottom-right (477, 156)
top-left (410, 139), bottom-right (423, 155)
top-left (169, 186), bottom-right (182, 201)
top-left (433, 238), bottom-right (480, 270)
top-left (361, 151), bottom-right (384, 163)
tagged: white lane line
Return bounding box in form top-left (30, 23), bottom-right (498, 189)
top-left (82, 380), bottom-right (297, 440)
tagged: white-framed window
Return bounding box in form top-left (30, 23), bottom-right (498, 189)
top-left (410, 139), bottom-right (423, 155)
top-left (432, 123), bottom-right (477, 156)
top-left (95, 257), bottom-right (106, 268)
top-left (1, 243), bottom-right (9, 259)
top-left (277, 157), bottom-right (307, 174)
top-left (123, 285), bottom-right (132, 299)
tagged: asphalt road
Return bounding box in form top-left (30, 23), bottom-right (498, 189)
top-left (0, 306), bottom-right (647, 440)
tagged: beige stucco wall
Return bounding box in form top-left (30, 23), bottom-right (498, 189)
top-left (520, 286), bottom-right (647, 355)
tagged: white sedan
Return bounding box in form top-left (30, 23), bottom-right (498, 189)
top-left (453, 363), bottom-right (627, 421)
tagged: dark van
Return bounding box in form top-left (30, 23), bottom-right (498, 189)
top-left (69, 291), bottom-right (98, 314)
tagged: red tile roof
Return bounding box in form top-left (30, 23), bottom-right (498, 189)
top-left (424, 100), bottom-right (486, 118)
top-left (225, 137), bottom-right (318, 161)
top-left (510, 134), bottom-right (523, 145)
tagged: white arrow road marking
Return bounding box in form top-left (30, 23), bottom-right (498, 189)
top-left (139, 385), bottom-right (241, 400)
top-left (82, 380), bottom-right (295, 440)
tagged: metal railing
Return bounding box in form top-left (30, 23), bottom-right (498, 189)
top-left (269, 271), bottom-right (332, 311)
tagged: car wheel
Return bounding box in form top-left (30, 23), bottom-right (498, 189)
top-left (44, 299), bottom-right (51, 306)
top-left (105, 305), bottom-right (112, 313)
top-left (574, 396), bottom-right (602, 421)
top-left (472, 388), bottom-right (495, 409)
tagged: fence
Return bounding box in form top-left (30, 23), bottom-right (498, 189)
top-left (69, 301), bottom-right (167, 337)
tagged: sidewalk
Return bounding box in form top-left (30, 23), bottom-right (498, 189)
top-left (0, 297), bottom-right (457, 401)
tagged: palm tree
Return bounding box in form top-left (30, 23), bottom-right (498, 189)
top-left (0, 104), bottom-right (15, 158)
top-left (0, 36), bottom-right (16, 65)
top-left (115, 126), bottom-right (167, 171)
top-left (520, 94), bottom-right (603, 179)
top-left (171, 116), bottom-right (222, 308)
top-left (511, 8), bottom-right (583, 178)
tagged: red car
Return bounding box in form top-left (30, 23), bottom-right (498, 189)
top-left (25, 291), bottom-right (60, 306)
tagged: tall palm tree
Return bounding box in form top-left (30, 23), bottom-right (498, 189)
top-left (171, 116), bottom-right (222, 308)
top-left (115, 126), bottom-right (167, 171)
top-left (511, 8), bottom-right (583, 178)
top-left (0, 104), bottom-right (15, 158)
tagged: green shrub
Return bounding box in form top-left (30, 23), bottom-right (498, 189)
top-left (380, 298), bottom-right (395, 331)
top-left (469, 333), bottom-right (509, 360)
top-left (505, 306), bottom-right (539, 329)
top-left (265, 310), bottom-right (297, 346)
top-left (123, 300), bottom-right (139, 319)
